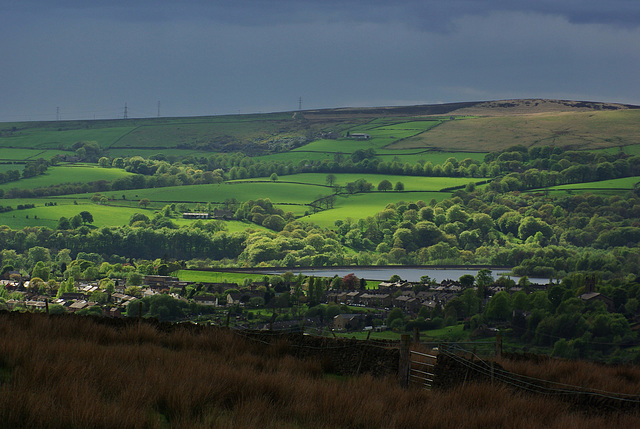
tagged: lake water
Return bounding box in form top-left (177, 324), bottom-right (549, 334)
top-left (251, 267), bottom-right (550, 285)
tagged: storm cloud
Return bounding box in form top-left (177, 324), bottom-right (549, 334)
top-left (1, 1), bottom-right (638, 121)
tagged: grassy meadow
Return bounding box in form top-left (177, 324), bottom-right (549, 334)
top-left (0, 164), bottom-right (133, 191)
top-left (0, 203), bottom-right (148, 229)
top-left (233, 173), bottom-right (482, 190)
top-left (302, 191), bottom-right (450, 227)
top-left (545, 176), bottom-right (640, 190)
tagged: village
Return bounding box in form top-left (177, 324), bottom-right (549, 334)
top-left (0, 271), bottom-right (590, 334)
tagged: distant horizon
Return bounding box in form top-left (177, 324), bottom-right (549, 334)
top-left (2, 97), bottom-right (639, 124)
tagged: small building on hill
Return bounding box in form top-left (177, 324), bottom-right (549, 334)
top-left (182, 212), bottom-right (210, 219)
top-left (348, 133), bottom-right (371, 140)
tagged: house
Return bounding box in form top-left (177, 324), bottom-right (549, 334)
top-left (111, 293), bottom-right (136, 305)
top-left (358, 293), bottom-right (392, 308)
top-left (193, 295), bottom-right (218, 306)
top-left (144, 275), bottom-right (180, 289)
top-left (579, 276), bottom-right (615, 312)
top-left (346, 291), bottom-right (362, 304)
top-left (60, 292), bottom-right (87, 301)
top-left (107, 307), bottom-right (123, 318)
top-left (394, 295), bottom-right (422, 313)
top-left (143, 288), bottom-right (158, 298)
top-left (25, 300), bottom-right (47, 311)
top-left (333, 314), bottom-right (365, 331)
top-left (580, 292), bottom-right (615, 312)
top-left (68, 300), bottom-right (88, 312)
top-left (226, 292), bottom-right (243, 306)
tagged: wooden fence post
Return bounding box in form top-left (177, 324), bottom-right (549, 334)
top-left (399, 334), bottom-right (411, 388)
top-left (495, 333), bottom-right (503, 359)
top-left (413, 326), bottom-right (420, 344)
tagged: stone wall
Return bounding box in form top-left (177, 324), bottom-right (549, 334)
top-left (241, 331), bottom-right (400, 377)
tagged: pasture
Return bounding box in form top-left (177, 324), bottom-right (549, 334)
top-left (0, 148), bottom-right (71, 161)
top-left (0, 126), bottom-right (136, 150)
top-left (545, 176), bottom-right (640, 190)
top-left (302, 191), bottom-right (450, 228)
top-left (293, 120), bottom-right (441, 154)
top-left (0, 164), bottom-right (133, 191)
top-left (174, 270), bottom-right (267, 284)
top-left (233, 173), bottom-right (481, 191)
top-left (255, 149), bottom-right (487, 166)
top-left (63, 181), bottom-right (330, 208)
top-left (0, 202), bottom-right (145, 229)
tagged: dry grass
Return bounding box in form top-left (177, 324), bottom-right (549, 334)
top-left (498, 356), bottom-right (640, 396)
top-left (390, 109), bottom-right (640, 152)
top-left (1, 312), bottom-right (640, 428)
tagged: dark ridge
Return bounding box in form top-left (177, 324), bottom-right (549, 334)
top-left (303, 101), bottom-right (483, 116)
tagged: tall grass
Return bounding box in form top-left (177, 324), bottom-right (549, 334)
top-left (1, 311), bottom-right (639, 428)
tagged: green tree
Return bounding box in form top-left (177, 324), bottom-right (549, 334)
top-left (270, 172), bottom-right (279, 182)
top-left (138, 198), bottom-right (151, 209)
top-left (98, 157), bottom-right (110, 168)
top-left (57, 217), bottom-right (71, 230)
top-left (325, 174), bottom-right (337, 187)
top-left (378, 179), bottom-right (392, 191)
top-left (459, 274), bottom-right (475, 288)
top-left (79, 211), bottom-right (93, 224)
top-left (387, 308), bottom-right (404, 326)
top-left (394, 181), bottom-right (405, 191)
top-left (484, 291), bottom-right (512, 321)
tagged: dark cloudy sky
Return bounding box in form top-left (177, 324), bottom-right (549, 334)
top-left (2, 0), bottom-right (639, 121)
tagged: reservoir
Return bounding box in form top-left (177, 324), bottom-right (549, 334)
top-left (248, 266), bottom-right (550, 285)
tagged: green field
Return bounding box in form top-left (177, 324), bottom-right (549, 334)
top-left (545, 176), bottom-right (640, 191)
top-left (0, 112), bottom-right (319, 153)
top-left (172, 219), bottom-right (271, 233)
top-left (303, 191), bottom-right (450, 227)
top-left (174, 270), bottom-right (268, 284)
top-left (0, 148), bottom-right (72, 161)
top-left (0, 202), bottom-right (147, 229)
top-left (0, 163), bottom-right (24, 173)
top-left (0, 164), bottom-right (133, 191)
top-left (293, 120), bottom-right (442, 154)
top-left (0, 126), bottom-right (136, 150)
top-left (59, 181), bottom-right (330, 209)
top-left (233, 173), bottom-right (481, 191)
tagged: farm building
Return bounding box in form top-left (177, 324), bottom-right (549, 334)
top-left (348, 133), bottom-right (371, 140)
top-left (182, 212), bottom-right (210, 219)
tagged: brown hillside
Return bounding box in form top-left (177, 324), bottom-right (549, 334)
top-left (301, 99), bottom-right (638, 120)
top-left (3, 311), bottom-right (640, 428)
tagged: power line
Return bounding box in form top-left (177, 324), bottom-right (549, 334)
top-left (123, 102), bottom-right (128, 120)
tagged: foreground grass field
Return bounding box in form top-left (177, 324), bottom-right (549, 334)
top-left (2, 312), bottom-right (640, 428)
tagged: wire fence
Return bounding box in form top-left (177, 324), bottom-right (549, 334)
top-left (438, 343), bottom-right (640, 408)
